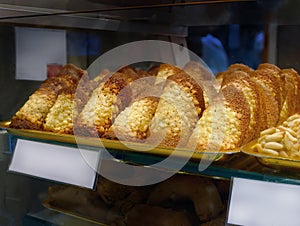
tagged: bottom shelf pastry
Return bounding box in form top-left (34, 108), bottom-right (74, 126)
top-left (44, 174), bottom-right (230, 226)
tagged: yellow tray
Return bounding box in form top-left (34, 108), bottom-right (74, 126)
top-left (241, 139), bottom-right (300, 171)
top-left (0, 121), bottom-right (239, 162)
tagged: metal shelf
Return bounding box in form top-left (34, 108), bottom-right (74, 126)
top-left (8, 134), bottom-right (300, 187)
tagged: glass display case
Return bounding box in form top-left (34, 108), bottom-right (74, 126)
top-left (1, 0), bottom-right (300, 225)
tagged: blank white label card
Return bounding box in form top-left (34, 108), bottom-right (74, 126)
top-left (227, 177), bottom-right (300, 226)
top-left (9, 139), bottom-right (98, 188)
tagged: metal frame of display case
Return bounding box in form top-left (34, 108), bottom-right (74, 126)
top-left (1, 0), bottom-right (300, 225)
top-left (0, 0), bottom-right (300, 189)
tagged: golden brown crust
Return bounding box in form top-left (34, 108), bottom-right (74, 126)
top-left (221, 69), bottom-right (249, 87)
top-left (57, 63), bottom-right (85, 80)
top-left (9, 117), bottom-right (45, 130)
top-left (188, 84), bottom-right (251, 151)
top-left (117, 66), bottom-right (139, 83)
top-left (147, 71), bottom-right (205, 148)
top-left (255, 81), bottom-right (279, 130)
top-left (215, 64), bottom-right (253, 92)
top-left (257, 63), bottom-right (281, 72)
top-left (43, 93), bottom-right (75, 134)
top-left (227, 63), bottom-right (254, 73)
top-left (221, 70), bottom-right (261, 143)
top-left (40, 74), bottom-right (78, 93)
top-left (75, 72), bottom-right (132, 137)
top-left (74, 73), bottom-right (95, 116)
top-left (168, 72), bottom-right (206, 116)
top-left (250, 66), bottom-right (282, 126)
top-left (103, 96), bottom-right (159, 142)
top-left (10, 88), bottom-right (58, 130)
top-left (278, 69), bottom-right (298, 124)
top-left (11, 62), bottom-right (300, 156)
top-left (183, 61), bottom-right (216, 107)
top-left (221, 84), bottom-right (251, 146)
top-left (10, 64), bottom-right (87, 130)
top-left (155, 63), bottom-right (183, 83)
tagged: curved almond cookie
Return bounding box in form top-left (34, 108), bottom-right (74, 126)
top-left (188, 83), bottom-right (251, 151)
top-left (147, 71), bottom-right (205, 148)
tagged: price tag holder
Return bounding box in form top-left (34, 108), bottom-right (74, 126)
top-left (9, 139), bottom-right (98, 189)
top-left (227, 177), bottom-right (300, 226)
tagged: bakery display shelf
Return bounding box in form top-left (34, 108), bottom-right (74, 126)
top-left (3, 128), bottom-right (300, 186)
top-left (0, 121), bottom-right (238, 161)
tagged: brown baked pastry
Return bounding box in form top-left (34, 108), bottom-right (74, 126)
top-left (10, 64), bottom-right (85, 130)
top-left (104, 96), bottom-right (159, 142)
top-left (250, 64), bottom-right (282, 127)
top-left (96, 177), bottom-right (136, 206)
top-left (183, 61), bottom-right (216, 107)
top-left (259, 63), bottom-right (285, 110)
top-left (216, 63), bottom-right (254, 90)
top-left (147, 175), bottom-right (224, 222)
top-left (43, 88), bottom-right (76, 134)
top-left (188, 83), bottom-right (251, 151)
top-left (43, 72), bottom-right (92, 134)
top-left (221, 70), bottom-right (262, 143)
top-left (125, 204), bottom-right (195, 226)
top-left (47, 185), bottom-right (110, 223)
top-left (75, 72), bottom-right (133, 137)
top-left (55, 63), bottom-right (86, 81)
top-left (227, 63), bottom-right (254, 74)
top-left (103, 65), bottom-right (163, 142)
top-left (147, 71), bottom-right (206, 148)
top-left (277, 69), bottom-right (297, 124)
top-left (155, 63), bottom-right (183, 84)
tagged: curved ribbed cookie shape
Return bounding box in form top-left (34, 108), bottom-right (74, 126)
top-left (155, 63), bottom-right (183, 84)
top-left (43, 88), bottom-right (76, 134)
top-left (250, 64), bottom-right (281, 127)
top-left (188, 83), bottom-right (251, 152)
top-left (257, 63), bottom-right (285, 111)
top-left (278, 69), bottom-right (299, 124)
top-left (227, 63), bottom-right (254, 74)
top-left (75, 72), bottom-right (132, 137)
top-left (103, 96), bottom-right (159, 142)
top-left (147, 71), bottom-right (206, 148)
top-left (215, 63), bottom-right (254, 91)
top-left (221, 70), bottom-right (261, 143)
top-left (183, 61), bottom-right (216, 108)
top-left (10, 64), bottom-right (85, 130)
